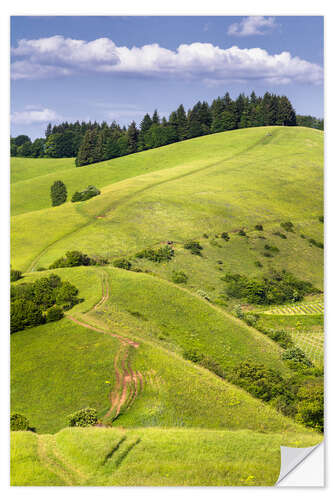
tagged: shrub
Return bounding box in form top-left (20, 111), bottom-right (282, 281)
top-left (10, 274), bottom-right (81, 333)
top-left (55, 281), bottom-right (79, 308)
top-left (171, 270), bottom-right (188, 284)
top-left (71, 185), bottom-right (101, 202)
top-left (217, 260), bottom-right (223, 265)
top-left (230, 361), bottom-right (286, 402)
top-left (238, 229), bottom-right (246, 236)
top-left (295, 384), bottom-right (324, 432)
top-left (244, 313), bottom-right (259, 327)
top-left (10, 299), bottom-right (45, 333)
top-left (255, 224), bottom-right (263, 231)
top-left (308, 238), bottom-right (324, 249)
top-left (273, 231), bottom-right (287, 239)
top-left (222, 270), bottom-right (318, 305)
top-left (36, 267), bottom-right (46, 271)
top-left (300, 234), bottom-right (306, 239)
top-left (184, 240), bottom-right (203, 255)
top-left (203, 233), bottom-right (209, 238)
top-left (46, 306), bottom-right (64, 323)
top-left (10, 413), bottom-right (29, 431)
top-left (264, 243), bottom-right (279, 253)
top-left (282, 347), bottom-right (313, 369)
top-left (264, 328), bottom-right (294, 349)
top-left (136, 245), bottom-right (174, 262)
top-left (10, 269), bottom-right (22, 282)
top-left (50, 180), bottom-right (67, 207)
top-left (254, 261), bottom-right (263, 267)
top-left (71, 191), bottom-right (82, 202)
top-left (280, 221), bottom-right (294, 232)
top-left (49, 250), bottom-right (96, 269)
top-left (196, 290), bottom-right (210, 301)
top-left (113, 258), bottom-right (131, 270)
top-left (67, 408), bottom-right (98, 427)
top-left (233, 304), bottom-right (244, 319)
top-left (221, 232), bottom-right (230, 241)
top-left (183, 349), bottom-right (203, 363)
top-left (318, 215), bottom-right (324, 223)
top-left (263, 252), bottom-right (273, 258)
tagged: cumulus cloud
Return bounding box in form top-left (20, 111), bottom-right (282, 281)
top-left (11, 107), bottom-right (61, 124)
top-left (228, 16), bottom-right (277, 36)
top-left (11, 35), bottom-right (323, 85)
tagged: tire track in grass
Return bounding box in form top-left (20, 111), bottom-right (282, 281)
top-left (37, 435), bottom-right (77, 486)
top-left (67, 274), bottom-right (142, 423)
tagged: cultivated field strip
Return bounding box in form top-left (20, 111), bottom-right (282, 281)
top-left (291, 330), bottom-right (324, 366)
top-left (263, 302), bottom-right (324, 316)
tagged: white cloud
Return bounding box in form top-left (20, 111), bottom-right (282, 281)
top-left (11, 35), bottom-right (323, 85)
top-left (228, 16), bottom-right (277, 36)
top-left (11, 107), bottom-right (61, 124)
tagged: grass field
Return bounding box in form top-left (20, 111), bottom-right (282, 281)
top-left (11, 426), bottom-right (322, 486)
top-left (11, 318), bottom-right (120, 433)
top-left (10, 126), bottom-right (324, 485)
top-left (11, 127), bottom-right (324, 299)
top-left (12, 267), bottom-right (304, 434)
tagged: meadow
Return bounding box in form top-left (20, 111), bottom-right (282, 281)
top-left (11, 427), bottom-right (321, 486)
top-left (10, 126), bottom-right (324, 485)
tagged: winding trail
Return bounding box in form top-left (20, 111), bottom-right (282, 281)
top-left (67, 272), bottom-right (142, 424)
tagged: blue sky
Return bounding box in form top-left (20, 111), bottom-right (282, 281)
top-left (10, 16), bottom-right (324, 139)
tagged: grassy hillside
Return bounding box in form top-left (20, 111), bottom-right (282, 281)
top-left (11, 427), bottom-right (322, 486)
top-left (11, 126), bottom-right (324, 486)
top-left (11, 157), bottom-right (75, 184)
top-left (12, 267), bottom-right (304, 434)
top-left (11, 127), bottom-right (323, 296)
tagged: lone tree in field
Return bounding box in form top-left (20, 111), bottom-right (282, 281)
top-left (50, 180), bottom-right (67, 206)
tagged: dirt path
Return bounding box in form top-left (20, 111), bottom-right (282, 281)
top-left (67, 273), bottom-right (142, 423)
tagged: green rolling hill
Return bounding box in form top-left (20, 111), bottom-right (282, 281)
top-left (10, 126), bottom-right (324, 486)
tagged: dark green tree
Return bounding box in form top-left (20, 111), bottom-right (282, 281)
top-left (127, 121), bottom-right (139, 154)
top-left (50, 180), bottom-right (67, 206)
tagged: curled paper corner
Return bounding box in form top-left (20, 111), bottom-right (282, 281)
top-left (275, 441), bottom-right (324, 486)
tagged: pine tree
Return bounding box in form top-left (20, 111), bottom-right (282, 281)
top-left (127, 121), bottom-right (139, 154)
top-left (45, 123), bottom-right (52, 138)
top-left (138, 113), bottom-right (153, 150)
top-left (50, 180), bottom-right (67, 207)
top-left (152, 109), bottom-right (160, 125)
top-left (176, 105), bottom-right (188, 140)
top-left (277, 96), bottom-right (297, 126)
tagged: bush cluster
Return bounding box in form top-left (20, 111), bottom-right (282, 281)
top-left (136, 245), bottom-right (174, 262)
top-left (264, 243), bottom-right (279, 253)
top-left (10, 413), bottom-right (30, 431)
top-left (171, 270), bottom-right (188, 284)
top-left (308, 238), bottom-right (324, 249)
top-left (71, 185), bottom-right (101, 202)
top-left (280, 221), bottom-right (294, 232)
top-left (254, 224), bottom-right (263, 231)
top-left (183, 240), bottom-right (203, 255)
top-left (113, 258), bottom-right (132, 270)
top-left (221, 232), bottom-right (230, 241)
top-left (222, 269), bottom-right (319, 305)
top-left (282, 347), bottom-right (313, 369)
top-left (11, 274), bottom-right (80, 333)
top-left (230, 361), bottom-right (286, 402)
top-left (49, 250), bottom-right (97, 269)
top-left (67, 408), bottom-right (98, 427)
top-left (238, 229), bottom-right (246, 236)
top-left (183, 349), bottom-right (225, 378)
top-left (10, 269), bottom-right (22, 282)
top-left (273, 231), bottom-right (287, 239)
